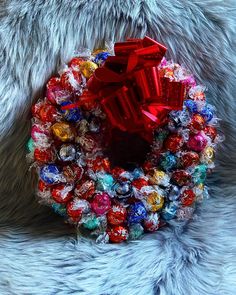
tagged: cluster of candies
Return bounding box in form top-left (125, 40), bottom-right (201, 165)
top-left (27, 47), bottom-right (222, 243)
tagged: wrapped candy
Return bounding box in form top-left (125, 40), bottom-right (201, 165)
top-left (38, 179), bottom-right (49, 193)
top-left (171, 170), bottom-right (191, 186)
top-left (111, 167), bottom-right (126, 179)
top-left (46, 77), bottom-right (72, 104)
top-left (132, 178), bottom-right (149, 190)
top-left (192, 164), bottom-right (207, 185)
top-left (204, 126), bottom-right (217, 141)
top-left (132, 168), bottom-right (144, 179)
top-left (87, 156), bottom-right (111, 172)
top-left (189, 114), bottom-right (205, 132)
top-left (31, 124), bottom-right (51, 147)
top-left (176, 206), bottom-right (194, 220)
top-left (201, 146), bottom-right (215, 165)
top-left (161, 202), bottom-right (178, 220)
top-left (129, 224), bottom-right (144, 240)
top-left (76, 135), bottom-right (96, 152)
top-left (58, 144), bottom-right (76, 162)
top-left (96, 173), bottom-right (115, 191)
top-left (82, 213), bottom-right (100, 230)
top-left (92, 48), bottom-right (108, 55)
top-left (51, 122), bottom-right (76, 142)
top-left (77, 119), bottom-right (89, 135)
top-left (167, 185), bottom-right (180, 201)
top-left (80, 61), bottom-right (98, 79)
top-left (52, 203), bottom-right (67, 217)
top-left (74, 179), bottom-right (95, 199)
top-left (91, 192), bottom-right (111, 215)
top-left (89, 117), bottom-right (101, 133)
top-left (154, 129), bottom-right (169, 142)
top-left (31, 100), bottom-right (45, 118)
top-left (188, 85), bottom-right (206, 101)
top-left (26, 137), bottom-right (34, 153)
top-left (40, 164), bottom-right (65, 185)
top-left (145, 191), bottom-right (164, 212)
top-left (34, 147), bottom-right (55, 163)
top-left (164, 134), bottom-right (184, 153)
top-left (94, 52), bottom-right (111, 65)
top-left (169, 109), bottom-right (191, 127)
top-left (68, 57), bottom-right (84, 70)
top-left (37, 179), bottom-right (51, 202)
top-left (200, 105), bottom-right (214, 122)
top-left (187, 132), bottom-right (207, 152)
top-left (115, 181), bottom-right (133, 198)
top-left (63, 164), bottom-right (84, 183)
top-left (107, 205), bottom-right (127, 225)
top-left (184, 99), bottom-right (198, 113)
top-left (160, 152), bottom-right (177, 171)
top-left (60, 101), bottom-right (82, 122)
top-left (60, 68), bottom-right (83, 92)
top-left (37, 103), bottom-right (59, 123)
top-left (180, 189), bottom-right (196, 206)
top-left (180, 151), bottom-right (200, 168)
top-left (67, 198), bottom-right (90, 219)
top-left (143, 213), bottom-right (160, 232)
top-left (107, 225), bottom-right (129, 243)
top-left (127, 202), bottom-right (147, 224)
top-left (148, 169), bottom-right (170, 186)
top-left (51, 184), bottom-right (74, 203)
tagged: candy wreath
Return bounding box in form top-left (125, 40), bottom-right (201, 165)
top-left (27, 37), bottom-right (222, 243)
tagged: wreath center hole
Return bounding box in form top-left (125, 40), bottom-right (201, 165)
top-left (106, 129), bottom-right (151, 171)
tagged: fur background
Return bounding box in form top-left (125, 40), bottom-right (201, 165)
top-left (0, 0), bottom-right (236, 294)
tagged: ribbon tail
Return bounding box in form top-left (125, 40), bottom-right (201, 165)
top-left (61, 93), bottom-right (98, 110)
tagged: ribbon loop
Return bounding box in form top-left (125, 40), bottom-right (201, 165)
top-left (102, 86), bottom-right (144, 132)
top-left (134, 66), bottom-right (161, 102)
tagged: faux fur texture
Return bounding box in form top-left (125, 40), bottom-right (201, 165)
top-left (0, 0), bottom-right (236, 294)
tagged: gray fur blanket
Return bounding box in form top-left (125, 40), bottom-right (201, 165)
top-left (0, 1), bottom-right (236, 294)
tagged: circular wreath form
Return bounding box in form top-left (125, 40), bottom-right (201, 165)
top-left (28, 37), bottom-right (221, 243)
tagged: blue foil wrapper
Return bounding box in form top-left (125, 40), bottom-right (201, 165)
top-left (127, 202), bottom-right (147, 224)
top-left (40, 164), bottom-right (62, 185)
top-left (60, 101), bottom-right (82, 122)
top-left (200, 105), bottom-right (214, 122)
top-left (94, 52), bottom-right (111, 65)
top-left (184, 99), bottom-right (198, 113)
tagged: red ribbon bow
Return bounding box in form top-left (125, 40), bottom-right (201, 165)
top-left (62, 36), bottom-right (186, 142)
